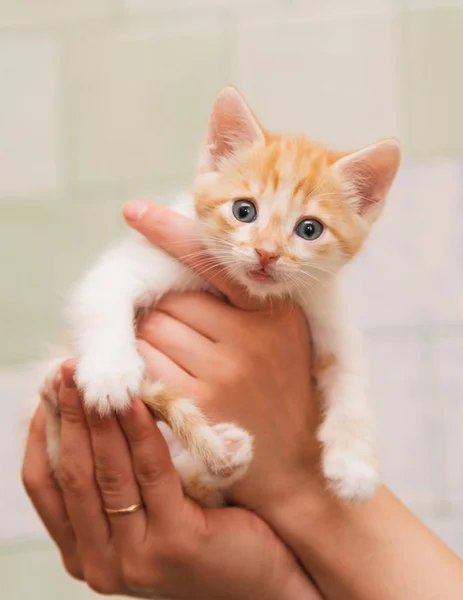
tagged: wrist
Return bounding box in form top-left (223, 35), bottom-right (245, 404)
top-left (262, 481), bottom-right (391, 591)
top-left (261, 474), bottom-right (332, 540)
top-left (261, 473), bottom-right (368, 570)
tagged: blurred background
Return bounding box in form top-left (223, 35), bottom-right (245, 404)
top-left (1, 0), bottom-right (462, 597)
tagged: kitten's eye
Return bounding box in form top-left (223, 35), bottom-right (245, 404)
top-left (295, 218), bottom-right (324, 241)
top-left (232, 199), bottom-right (257, 223)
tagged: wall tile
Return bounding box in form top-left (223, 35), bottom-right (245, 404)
top-left (0, 190), bottom-right (126, 366)
top-left (290, 0), bottom-right (398, 17)
top-left (436, 337), bottom-right (463, 506)
top-left (366, 335), bottom-right (436, 508)
top-left (344, 160), bottom-right (463, 330)
top-left (0, 38), bottom-right (60, 196)
top-left (124, 0), bottom-right (281, 12)
top-left (125, 182), bottom-right (185, 206)
top-left (402, 8), bottom-right (463, 156)
top-left (230, 11), bottom-right (399, 150)
top-left (0, 540), bottom-right (125, 599)
top-left (405, 1), bottom-right (463, 9)
top-left (0, 367), bottom-right (46, 542)
top-left (0, 0), bottom-right (115, 28)
top-left (67, 19), bottom-right (225, 187)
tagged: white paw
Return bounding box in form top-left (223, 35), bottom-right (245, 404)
top-left (211, 423), bottom-right (253, 481)
top-left (76, 349), bottom-right (145, 415)
top-left (323, 445), bottom-right (380, 502)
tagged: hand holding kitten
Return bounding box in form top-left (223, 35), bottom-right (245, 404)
top-left (24, 266), bottom-right (322, 600)
top-left (38, 86), bottom-right (400, 504)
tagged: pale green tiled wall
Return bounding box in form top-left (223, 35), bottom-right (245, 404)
top-left (0, 36), bottom-right (60, 196)
top-left (0, 540), bottom-right (125, 600)
top-left (231, 8), bottom-right (400, 148)
top-left (1, 0), bottom-right (463, 598)
top-left (0, 0), bottom-right (115, 29)
top-left (1, 0), bottom-right (462, 368)
top-left (66, 17), bottom-right (227, 187)
top-left (402, 7), bottom-right (463, 155)
top-left (1, 191), bottom-right (125, 364)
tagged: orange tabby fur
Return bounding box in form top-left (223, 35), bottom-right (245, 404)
top-left (195, 133), bottom-right (372, 278)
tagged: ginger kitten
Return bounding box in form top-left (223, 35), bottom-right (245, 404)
top-left (39, 86), bottom-right (400, 506)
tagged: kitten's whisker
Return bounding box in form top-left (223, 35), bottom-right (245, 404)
top-left (301, 263), bottom-right (337, 277)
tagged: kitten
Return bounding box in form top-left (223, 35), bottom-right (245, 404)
top-left (39, 86), bottom-right (400, 506)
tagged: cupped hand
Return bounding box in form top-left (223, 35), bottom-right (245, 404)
top-left (22, 363), bottom-right (320, 600)
top-left (125, 201), bottom-right (322, 514)
top-left (137, 292), bottom-right (320, 513)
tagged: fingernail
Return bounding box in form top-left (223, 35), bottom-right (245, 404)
top-left (61, 359), bottom-right (76, 389)
top-left (62, 371), bottom-right (75, 389)
top-left (52, 372), bottom-right (62, 394)
top-left (123, 200), bottom-right (149, 222)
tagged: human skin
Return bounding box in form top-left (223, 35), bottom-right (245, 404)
top-left (22, 201), bottom-right (322, 599)
top-left (23, 370), bottom-right (320, 600)
top-left (124, 201), bottom-right (463, 600)
top-left (22, 200), bottom-right (463, 600)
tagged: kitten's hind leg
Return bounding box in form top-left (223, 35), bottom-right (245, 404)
top-left (38, 357), bottom-right (69, 476)
top-left (172, 431), bottom-right (252, 507)
top-left (39, 357), bottom-right (66, 414)
top-left (141, 381), bottom-right (253, 478)
top-left (173, 451), bottom-right (225, 508)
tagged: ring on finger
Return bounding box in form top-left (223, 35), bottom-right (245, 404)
top-left (103, 502), bottom-right (143, 516)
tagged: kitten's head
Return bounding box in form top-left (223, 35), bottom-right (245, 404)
top-left (193, 86), bottom-right (401, 299)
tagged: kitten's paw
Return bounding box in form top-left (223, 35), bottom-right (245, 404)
top-left (322, 446), bottom-right (380, 502)
top-left (76, 349), bottom-right (145, 415)
top-left (211, 423), bottom-right (253, 480)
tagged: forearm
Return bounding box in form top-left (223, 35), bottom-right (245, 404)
top-left (265, 484), bottom-right (463, 600)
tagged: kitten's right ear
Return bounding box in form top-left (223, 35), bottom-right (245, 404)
top-left (333, 138), bottom-right (401, 224)
top-left (197, 86), bottom-right (265, 174)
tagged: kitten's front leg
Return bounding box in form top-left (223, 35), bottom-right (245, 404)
top-left (316, 361), bottom-right (380, 502)
top-left (70, 238), bottom-right (189, 415)
top-left (303, 284), bottom-right (380, 502)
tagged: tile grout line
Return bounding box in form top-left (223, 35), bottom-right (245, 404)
top-left (56, 33), bottom-right (71, 198)
top-left (396, 0), bottom-right (412, 155)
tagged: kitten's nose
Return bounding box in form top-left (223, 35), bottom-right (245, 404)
top-left (255, 248), bottom-right (280, 267)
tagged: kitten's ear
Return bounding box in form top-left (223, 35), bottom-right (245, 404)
top-left (334, 138), bottom-right (401, 223)
top-left (197, 86), bottom-right (265, 173)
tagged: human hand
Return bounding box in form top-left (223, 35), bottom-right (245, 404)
top-left (120, 202), bottom-right (463, 600)
top-left (124, 201), bottom-right (323, 515)
top-left (136, 292), bottom-right (320, 514)
top-left (22, 362), bottom-right (321, 600)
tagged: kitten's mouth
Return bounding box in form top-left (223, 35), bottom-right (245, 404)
top-left (246, 268), bottom-right (275, 283)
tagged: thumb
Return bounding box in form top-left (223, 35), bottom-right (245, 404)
top-left (122, 200), bottom-right (272, 311)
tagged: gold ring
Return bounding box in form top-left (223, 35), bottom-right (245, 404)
top-left (104, 503), bottom-right (143, 516)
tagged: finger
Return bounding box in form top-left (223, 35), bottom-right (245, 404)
top-left (122, 201), bottom-right (266, 310)
top-left (136, 340), bottom-right (196, 393)
top-left (118, 397), bottom-right (184, 523)
top-left (138, 307), bottom-right (216, 376)
top-left (155, 292), bottom-right (240, 342)
top-left (58, 361), bottom-right (111, 558)
top-left (85, 407), bottom-right (146, 547)
top-left (22, 405), bottom-right (77, 560)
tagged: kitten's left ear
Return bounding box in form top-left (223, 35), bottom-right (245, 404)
top-left (334, 138), bottom-right (401, 223)
top-left (197, 86), bottom-right (265, 174)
